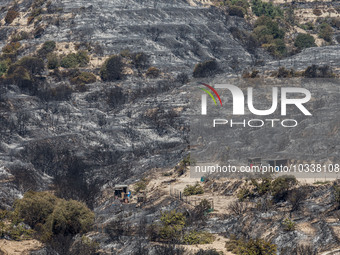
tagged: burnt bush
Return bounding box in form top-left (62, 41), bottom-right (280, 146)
top-left (146, 66), bottom-right (160, 78)
top-left (228, 201), bottom-right (248, 215)
top-left (287, 187), bottom-right (308, 212)
top-left (303, 65), bottom-right (334, 78)
top-left (106, 86), bottom-right (126, 108)
top-left (228, 6), bottom-right (245, 18)
top-left (176, 73), bottom-right (189, 84)
top-left (100, 55), bottom-right (124, 81)
top-left (193, 59), bottom-right (219, 78)
top-left (131, 52), bottom-right (150, 70)
top-left (9, 164), bottom-right (40, 192)
top-left (5, 9), bottom-right (19, 24)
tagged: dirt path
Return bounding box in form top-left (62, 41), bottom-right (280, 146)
top-left (0, 239), bottom-right (43, 255)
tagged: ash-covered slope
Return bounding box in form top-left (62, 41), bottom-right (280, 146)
top-left (0, 0), bottom-right (264, 208)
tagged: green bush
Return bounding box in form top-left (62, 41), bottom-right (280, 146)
top-left (14, 191), bottom-right (57, 228)
top-left (193, 59), bottom-right (219, 78)
top-left (251, 0), bottom-right (283, 18)
top-left (70, 72), bottom-right (96, 85)
top-left (300, 22), bottom-right (314, 31)
top-left (229, 6), bottom-right (245, 18)
top-left (44, 199), bottom-right (94, 236)
top-left (5, 9), bottom-right (19, 24)
top-left (251, 177), bottom-right (272, 196)
top-left (318, 22), bottom-right (333, 42)
top-left (18, 56), bottom-right (45, 75)
top-left (6, 65), bottom-right (32, 88)
top-left (100, 55), bottom-right (124, 81)
top-left (282, 218), bottom-right (295, 231)
top-left (47, 54), bottom-right (59, 69)
top-left (14, 191), bottom-right (94, 242)
top-left (38, 41), bottom-right (56, 57)
top-left (134, 178), bottom-right (149, 193)
top-left (253, 16), bottom-right (285, 42)
top-left (159, 210), bottom-right (186, 241)
top-left (225, 235), bottom-right (277, 254)
top-left (294, 33), bottom-right (316, 50)
top-left (183, 183), bottom-right (204, 196)
top-left (183, 231), bottom-right (214, 245)
top-left (60, 51), bottom-right (90, 68)
top-left (229, 0), bottom-right (249, 11)
top-left (0, 61), bottom-right (8, 77)
top-left (271, 175), bottom-right (297, 201)
top-left (11, 31), bottom-right (29, 42)
top-left (195, 249), bottom-right (221, 255)
top-left (27, 7), bottom-right (42, 25)
top-left (237, 186), bottom-right (253, 201)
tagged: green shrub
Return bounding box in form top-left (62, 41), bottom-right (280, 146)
top-left (300, 22), bottom-right (314, 31)
top-left (44, 199), bottom-right (94, 236)
top-left (251, 177), bottom-right (272, 196)
top-left (183, 183), bottom-right (204, 196)
top-left (282, 218), bottom-right (295, 231)
top-left (38, 41), bottom-right (56, 57)
top-left (70, 71), bottom-right (96, 85)
top-left (271, 175), bottom-right (297, 201)
top-left (14, 191), bottom-right (94, 242)
top-left (134, 178), bottom-right (149, 193)
top-left (100, 55), bottom-right (124, 81)
top-left (183, 231), bottom-right (214, 245)
top-left (14, 191), bottom-right (57, 228)
top-left (193, 59), bottom-right (219, 78)
top-left (0, 61), bottom-right (8, 77)
top-left (60, 51), bottom-right (89, 68)
top-left (229, 6), bottom-right (245, 18)
top-left (237, 186), bottom-right (253, 201)
top-left (294, 33), bottom-right (316, 50)
top-left (253, 16), bottom-right (285, 43)
top-left (318, 22), bottom-right (333, 42)
top-left (18, 56), bottom-right (45, 75)
top-left (27, 7), bottom-right (42, 25)
top-left (5, 9), bottom-right (19, 24)
top-left (6, 65), bottom-right (32, 88)
top-left (251, 0), bottom-right (283, 18)
top-left (229, 0), bottom-right (249, 11)
top-left (225, 235), bottom-right (277, 254)
top-left (61, 53), bottom-right (78, 68)
top-left (159, 210), bottom-right (186, 241)
top-left (195, 249), bottom-right (221, 255)
top-left (146, 66), bottom-right (160, 78)
top-left (47, 54), bottom-right (59, 69)
top-left (10, 31), bottom-right (29, 42)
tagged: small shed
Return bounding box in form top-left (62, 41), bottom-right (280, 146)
top-left (114, 185), bottom-right (129, 200)
top-left (265, 159), bottom-right (290, 167)
top-left (248, 157), bottom-right (262, 166)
